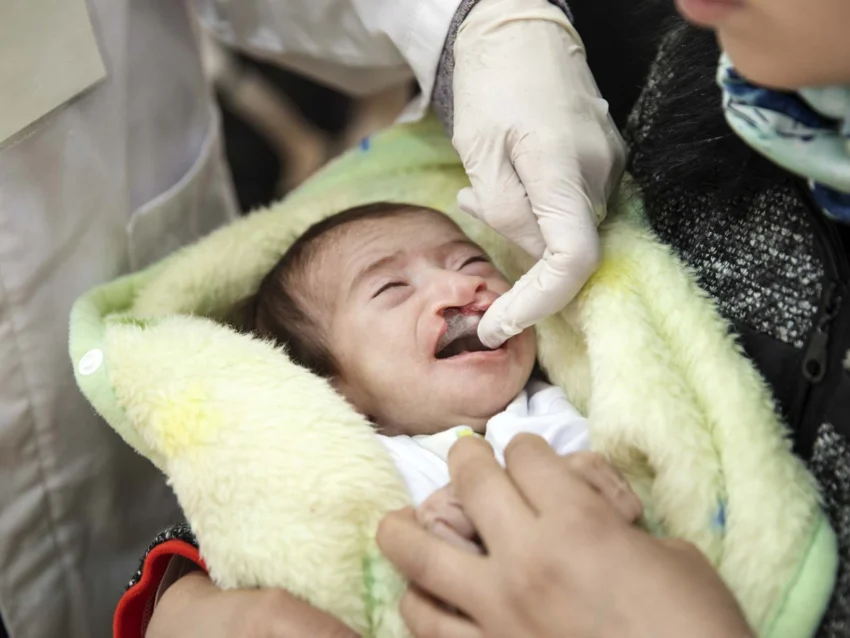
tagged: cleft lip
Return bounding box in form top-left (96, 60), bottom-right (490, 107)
top-left (434, 311), bottom-right (494, 359)
top-left (459, 300), bottom-right (493, 316)
top-left (431, 300), bottom-right (496, 359)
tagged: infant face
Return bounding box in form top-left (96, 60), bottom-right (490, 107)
top-left (313, 210), bottom-right (536, 436)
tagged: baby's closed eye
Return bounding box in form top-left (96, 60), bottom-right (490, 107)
top-left (459, 255), bottom-right (489, 268)
top-left (373, 281), bottom-right (407, 298)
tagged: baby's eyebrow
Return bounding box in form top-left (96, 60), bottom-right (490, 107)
top-left (446, 239), bottom-right (482, 254)
top-left (349, 251), bottom-right (404, 294)
top-left (348, 239), bottom-right (483, 295)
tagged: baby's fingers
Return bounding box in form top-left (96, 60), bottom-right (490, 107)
top-left (565, 451), bottom-right (643, 523)
top-left (417, 488), bottom-right (482, 555)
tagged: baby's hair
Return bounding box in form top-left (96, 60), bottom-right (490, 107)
top-left (239, 202), bottom-right (442, 378)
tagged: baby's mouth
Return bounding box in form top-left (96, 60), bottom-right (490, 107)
top-left (435, 313), bottom-right (499, 359)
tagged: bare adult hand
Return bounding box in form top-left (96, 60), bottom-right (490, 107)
top-left (146, 570), bottom-right (358, 638)
top-left (416, 451), bottom-right (641, 556)
top-left (378, 435), bottom-right (754, 638)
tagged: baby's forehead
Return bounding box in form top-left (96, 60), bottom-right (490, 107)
top-left (320, 210), bottom-right (469, 263)
top-left (303, 210), bottom-right (472, 300)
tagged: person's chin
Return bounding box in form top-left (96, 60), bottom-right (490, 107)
top-left (719, 34), bottom-right (819, 91)
top-left (676, 0), bottom-right (742, 28)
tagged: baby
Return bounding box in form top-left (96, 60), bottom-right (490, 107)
top-left (246, 202), bottom-right (608, 550)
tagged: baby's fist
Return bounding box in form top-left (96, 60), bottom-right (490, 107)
top-left (416, 485), bottom-right (482, 554)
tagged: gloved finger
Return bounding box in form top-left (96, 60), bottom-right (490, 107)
top-left (511, 128), bottom-right (611, 252)
top-left (472, 131), bottom-right (605, 348)
top-left (454, 134), bottom-right (546, 259)
top-left (457, 186), bottom-right (546, 259)
top-left (477, 226), bottom-right (600, 348)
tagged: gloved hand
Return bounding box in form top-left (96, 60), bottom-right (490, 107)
top-left (452, 0), bottom-right (627, 348)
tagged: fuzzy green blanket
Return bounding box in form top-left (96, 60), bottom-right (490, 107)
top-left (71, 115), bottom-right (836, 637)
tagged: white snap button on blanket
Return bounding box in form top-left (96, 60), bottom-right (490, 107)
top-left (78, 349), bottom-right (103, 376)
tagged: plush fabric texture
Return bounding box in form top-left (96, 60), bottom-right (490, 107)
top-left (71, 115), bottom-right (836, 637)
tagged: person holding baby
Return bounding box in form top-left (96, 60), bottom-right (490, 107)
top-left (130, 0), bottom-right (850, 636)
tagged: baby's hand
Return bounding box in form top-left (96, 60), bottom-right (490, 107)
top-left (416, 485), bottom-right (483, 555)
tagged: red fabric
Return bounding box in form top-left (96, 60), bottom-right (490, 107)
top-left (113, 540), bottom-right (206, 638)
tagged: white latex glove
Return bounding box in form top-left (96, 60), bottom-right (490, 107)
top-left (452, 0), bottom-right (627, 348)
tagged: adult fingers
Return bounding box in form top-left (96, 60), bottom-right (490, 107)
top-left (377, 509), bottom-right (486, 616)
top-left (429, 521), bottom-right (484, 556)
top-left (502, 434), bottom-right (602, 515)
top-left (446, 437), bottom-right (535, 548)
top-left (400, 587), bottom-right (483, 638)
top-left (564, 451), bottom-right (643, 524)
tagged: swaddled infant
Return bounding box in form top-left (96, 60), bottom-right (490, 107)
top-left (246, 202), bottom-right (626, 550)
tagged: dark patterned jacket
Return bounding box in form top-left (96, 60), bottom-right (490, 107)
top-left (626, 21), bottom-right (850, 637)
top-left (122, 8), bottom-right (850, 638)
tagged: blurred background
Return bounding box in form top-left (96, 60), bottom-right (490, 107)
top-left (199, 30), bottom-right (412, 213)
top-left (200, 0), bottom-right (676, 214)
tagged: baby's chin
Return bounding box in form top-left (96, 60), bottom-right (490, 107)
top-left (470, 383), bottom-right (525, 419)
top-left (380, 368), bottom-right (532, 437)
top-left (435, 367), bottom-right (532, 431)
top-left (443, 336), bottom-right (535, 421)
top-left (379, 333), bottom-right (536, 436)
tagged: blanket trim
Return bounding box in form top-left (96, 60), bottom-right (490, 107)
top-left (115, 537), bottom-right (205, 638)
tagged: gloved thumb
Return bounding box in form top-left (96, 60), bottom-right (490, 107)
top-left (477, 230), bottom-right (600, 348)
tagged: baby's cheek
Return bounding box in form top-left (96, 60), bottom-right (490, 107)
top-left (488, 276), bottom-right (513, 297)
top-left (508, 329), bottom-right (537, 383)
top-left (359, 331), bottom-right (412, 391)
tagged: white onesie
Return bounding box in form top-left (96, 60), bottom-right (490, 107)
top-left (377, 380), bottom-right (589, 506)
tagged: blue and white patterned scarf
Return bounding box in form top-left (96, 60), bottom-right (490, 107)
top-left (718, 54), bottom-right (850, 223)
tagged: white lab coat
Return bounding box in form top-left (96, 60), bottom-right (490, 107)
top-left (190, 0), bottom-right (460, 120)
top-left (0, 0), bottom-right (461, 636)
